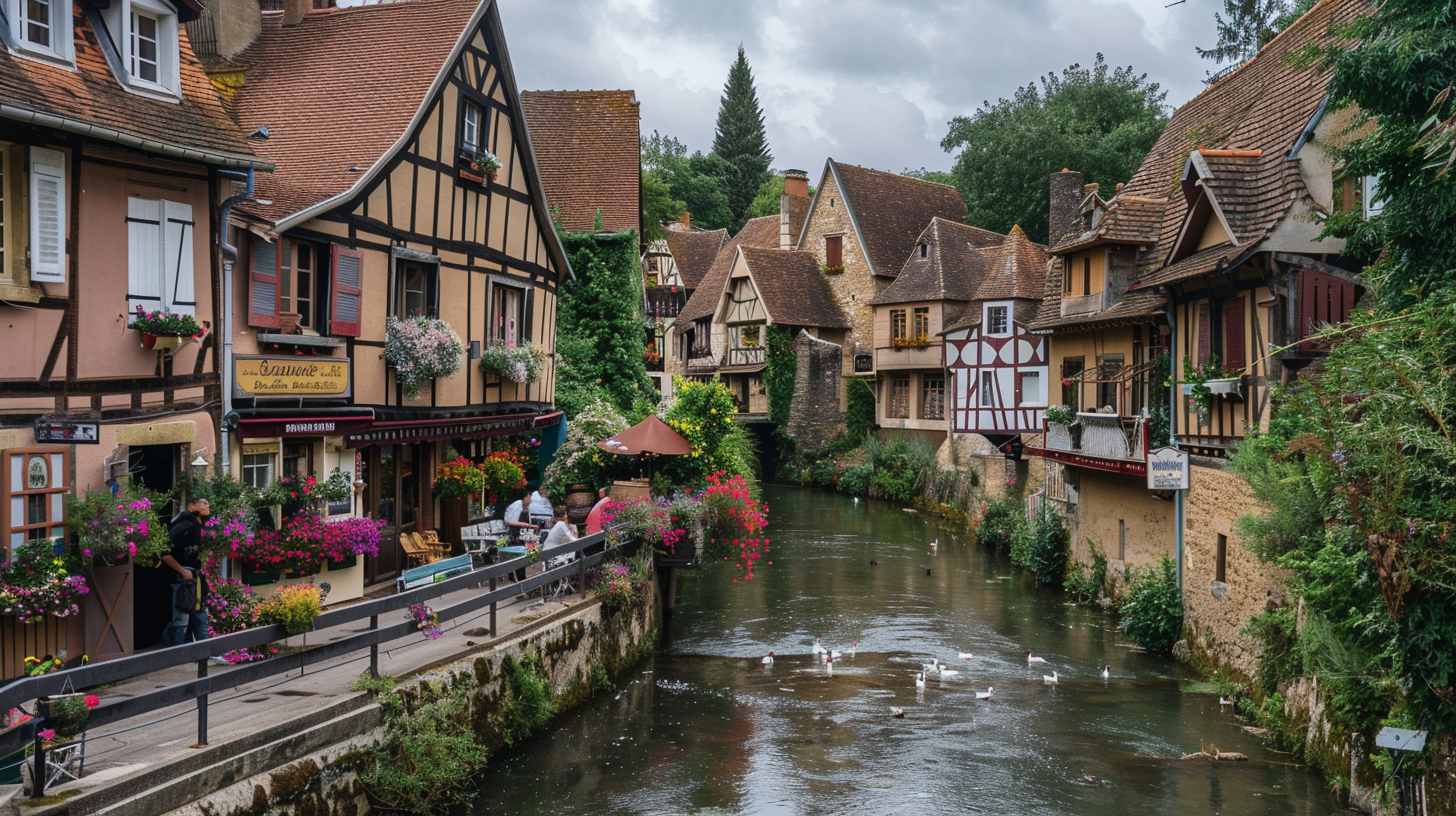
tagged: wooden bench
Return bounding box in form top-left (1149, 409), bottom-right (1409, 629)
top-left (395, 554), bottom-right (474, 592)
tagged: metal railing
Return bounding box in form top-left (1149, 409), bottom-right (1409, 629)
top-left (0, 530), bottom-right (623, 765)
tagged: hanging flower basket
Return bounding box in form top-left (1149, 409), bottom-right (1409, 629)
top-left (129, 307), bottom-right (207, 351)
top-left (478, 341), bottom-right (541, 383)
top-left (469, 151), bottom-right (501, 182)
top-left (383, 316), bottom-right (463, 400)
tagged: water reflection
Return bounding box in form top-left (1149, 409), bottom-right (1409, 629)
top-left (470, 486), bottom-right (1338, 816)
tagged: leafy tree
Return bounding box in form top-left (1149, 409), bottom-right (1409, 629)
top-left (1196, 0), bottom-right (1317, 69)
top-left (901, 167), bottom-right (956, 186)
top-left (554, 231), bottom-right (653, 417)
top-left (641, 170), bottom-right (683, 242)
top-left (745, 171), bottom-right (816, 220)
top-left (941, 54), bottom-right (1167, 244)
top-left (711, 45), bottom-right (773, 230)
top-left (670, 153), bottom-right (734, 231)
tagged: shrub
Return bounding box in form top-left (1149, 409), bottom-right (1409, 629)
top-left (661, 377), bottom-right (757, 486)
top-left (836, 463), bottom-right (872, 497)
top-left (205, 577), bottom-right (263, 636)
top-left (540, 398), bottom-right (630, 504)
top-left (67, 485), bottom-right (170, 564)
top-left (361, 676), bottom-right (489, 813)
top-left (1065, 539), bottom-right (1109, 603)
top-left (864, 436), bottom-right (938, 505)
top-left (258, 583), bottom-right (324, 635)
top-left (845, 377), bottom-right (876, 441)
top-left (1244, 607), bottom-right (1299, 699)
top-left (496, 653), bottom-right (556, 746)
top-left (1026, 505), bottom-right (1069, 586)
top-left (1119, 556), bottom-right (1183, 654)
top-left (976, 497), bottom-right (1023, 554)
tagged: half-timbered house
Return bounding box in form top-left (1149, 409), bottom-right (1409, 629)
top-left (940, 226), bottom-right (1050, 448)
top-left (674, 215), bottom-right (780, 381)
top-left (643, 225), bottom-right (725, 397)
top-left (0, 0), bottom-right (266, 671)
top-left (219, 0), bottom-right (570, 585)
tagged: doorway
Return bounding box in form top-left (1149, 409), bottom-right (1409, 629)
top-left (129, 444), bottom-right (179, 650)
top-left (364, 443), bottom-right (423, 584)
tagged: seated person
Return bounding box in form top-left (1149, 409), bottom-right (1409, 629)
top-left (527, 487), bottom-right (553, 524)
top-left (542, 505), bottom-right (578, 551)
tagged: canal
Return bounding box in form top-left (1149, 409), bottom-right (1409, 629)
top-left (471, 485), bottom-right (1340, 815)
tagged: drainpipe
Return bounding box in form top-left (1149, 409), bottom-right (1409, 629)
top-left (215, 168), bottom-right (254, 480)
top-left (1167, 298), bottom-right (1183, 589)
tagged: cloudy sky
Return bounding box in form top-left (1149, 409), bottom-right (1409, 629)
top-left (497, 0), bottom-right (1232, 175)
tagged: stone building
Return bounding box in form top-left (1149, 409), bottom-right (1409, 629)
top-left (673, 215), bottom-right (782, 381)
top-left (1030, 0), bottom-right (1370, 674)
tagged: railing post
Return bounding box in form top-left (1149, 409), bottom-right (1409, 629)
top-left (488, 574), bottom-right (497, 637)
top-left (369, 615), bottom-right (379, 677)
top-left (30, 724), bottom-right (45, 798)
top-left (196, 658), bottom-right (209, 746)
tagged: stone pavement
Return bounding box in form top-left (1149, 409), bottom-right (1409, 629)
top-left (5, 568), bottom-right (590, 806)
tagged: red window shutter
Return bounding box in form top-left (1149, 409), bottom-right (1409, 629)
top-left (1298, 270), bottom-right (1359, 351)
top-left (825, 235), bottom-right (842, 268)
top-left (1196, 301), bottom-right (1211, 365)
top-left (330, 245), bottom-right (364, 337)
top-left (248, 236), bottom-right (280, 328)
top-left (1223, 295), bottom-right (1245, 371)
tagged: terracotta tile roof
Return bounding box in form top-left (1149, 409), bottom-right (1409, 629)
top-left (1135, 242), bottom-right (1251, 289)
top-left (827, 162), bottom-right (967, 278)
top-left (664, 228), bottom-right (727, 290)
top-left (873, 218), bottom-right (1006, 305)
top-left (520, 90), bottom-right (641, 233)
top-left (679, 215), bottom-right (780, 323)
top-left (1049, 194), bottom-right (1167, 254)
top-left (739, 247), bottom-right (850, 329)
top-left (1030, 290), bottom-right (1167, 334)
top-left (229, 0), bottom-right (483, 225)
top-left (970, 226), bottom-right (1049, 302)
top-left (0, 6), bottom-right (260, 167)
top-left (1034, 0), bottom-right (1366, 330)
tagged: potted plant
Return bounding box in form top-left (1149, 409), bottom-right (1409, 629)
top-left (38, 693), bottom-right (99, 743)
top-left (477, 454), bottom-right (526, 506)
top-left (477, 340), bottom-right (541, 383)
top-left (0, 543), bottom-right (89, 623)
top-left (1043, 404), bottom-right (1079, 450)
top-left (468, 151), bottom-right (501, 182)
top-left (383, 316), bottom-right (464, 399)
top-left (258, 583), bottom-right (324, 635)
top-left (68, 487), bottom-right (171, 567)
top-left (127, 306), bottom-right (207, 351)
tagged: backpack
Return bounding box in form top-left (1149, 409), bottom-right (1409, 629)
top-left (174, 572), bottom-right (205, 612)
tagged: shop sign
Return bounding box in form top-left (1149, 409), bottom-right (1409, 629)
top-left (33, 420), bottom-right (100, 444)
top-left (233, 356), bottom-right (351, 399)
top-left (238, 416), bottom-right (375, 439)
top-left (1147, 446), bottom-right (1190, 491)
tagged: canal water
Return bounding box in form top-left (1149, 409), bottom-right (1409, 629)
top-left (471, 485), bottom-right (1339, 815)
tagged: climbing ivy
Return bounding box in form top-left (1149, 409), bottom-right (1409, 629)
top-left (845, 377), bottom-right (876, 441)
top-left (764, 325), bottom-right (797, 426)
top-left (555, 231), bottom-right (654, 417)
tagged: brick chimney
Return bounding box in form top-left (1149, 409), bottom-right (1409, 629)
top-left (680, 211), bottom-right (691, 228)
top-left (780, 169), bottom-right (811, 249)
top-left (282, 0), bottom-right (308, 26)
top-left (1048, 169), bottom-right (1083, 246)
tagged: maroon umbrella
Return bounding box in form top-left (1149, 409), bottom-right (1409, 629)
top-left (597, 415), bottom-right (692, 457)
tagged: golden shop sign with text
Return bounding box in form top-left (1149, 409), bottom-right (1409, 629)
top-left (233, 356), bottom-right (351, 399)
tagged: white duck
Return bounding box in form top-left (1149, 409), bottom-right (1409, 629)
top-left (930, 538), bottom-right (938, 550)
top-left (812, 638), bottom-right (825, 656)
top-left (915, 672), bottom-right (926, 689)
top-left (1043, 671), bottom-right (1059, 685)
top-left (1026, 649), bottom-right (1049, 666)
top-left (937, 667), bottom-right (961, 678)
top-left (826, 656), bottom-right (834, 676)
top-left (976, 687), bottom-right (994, 700)
top-left (762, 651), bottom-right (775, 666)
top-left (829, 648), bottom-right (843, 661)
top-left (1101, 664), bottom-right (1111, 680)
top-left (921, 658), bottom-right (942, 676)
top-left (958, 651), bottom-right (974, 662)
top-left (848, 641), bottom-right (857, 657)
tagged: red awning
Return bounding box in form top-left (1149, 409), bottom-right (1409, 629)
top-left (346, 413), bottom-right (538, 448)
top-left (238, 416), bottom-right (375, 439)
top-left (598, 415), bottom-right (692, 457)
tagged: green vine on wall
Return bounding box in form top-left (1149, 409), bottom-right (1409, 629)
top-left (846, 377), bottom-right (876, 441)
top-left (764, 326), bottom-right (797, 426)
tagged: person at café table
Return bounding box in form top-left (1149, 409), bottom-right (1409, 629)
top-left (502, 490), bottom-right (535, 542)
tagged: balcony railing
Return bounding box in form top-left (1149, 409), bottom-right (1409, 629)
top-left (724, 346), bottom-right (765, 368)
top-left (1060, 290), bottom-right (1108, 317)
top-left (686, 346), bottom-right (717, 373)
top-left (1033, 412), bottom-right (1148, 475)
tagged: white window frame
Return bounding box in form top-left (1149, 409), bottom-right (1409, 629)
top-left (983, 302), bottom-right (1010, 337)
top-left (979, 371), bottom-right (995, 408)
top-left (241, 452), bottom-right (275, 490)
top-left (7, 0), bottom-right (74, 63)
top-left (126, 196), bottom-right (195, 317)
top-left (461, 101), bottom-right (482, 154)
top-left (100, 0), bottom-right (180, 97)
top-left (1020, 370), bottom-right (1046, 407)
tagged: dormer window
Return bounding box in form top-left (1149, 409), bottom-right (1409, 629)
top-left (918, 242), bottom-right (928, 258)
top-left (100, 0), bottom-right (180, 96)
top-left (7, 0), bottom-right (74, 62)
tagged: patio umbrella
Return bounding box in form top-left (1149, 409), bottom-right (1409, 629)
top-left (597, 415), bottom-right (692, 457)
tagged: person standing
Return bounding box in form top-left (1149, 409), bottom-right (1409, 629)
top-left (527, 487), bottom-right (553, 526)
top-left (585, 488), bottom-right (611, 535)
top-left (161, 497), bottom-right (210, 646)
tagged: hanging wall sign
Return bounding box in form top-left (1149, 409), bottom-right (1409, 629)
top-left (33, 420), bottom-right (100, 443)
top-left (1147, 446), bottom-right (1190, 490)
top-left (233, 356), bottom-right (351, 398)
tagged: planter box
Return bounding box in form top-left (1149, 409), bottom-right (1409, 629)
top-left (1204, 377), bottom-right (1246, 402)
top-left (327, 555), bottom-right (357, 571)
top-left (653, 548), bottom-right (695, 568)
top-left (244, 570), bottom-right (280, 587)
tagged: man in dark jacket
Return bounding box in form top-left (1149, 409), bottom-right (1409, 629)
top-left (161, 497), bottom-right (210, 646)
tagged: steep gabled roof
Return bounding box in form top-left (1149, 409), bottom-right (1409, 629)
top-left (520, 90), bottom-right (641, 233)
top-left (0, 8), bottom-right (261, 168)
top-left (679, 215), bottom-right (779, 323)
top-left (970, 226), bottom-right (1049, 302)
top-left (664, 228), bottom-right (728, 289)
top-left (806, 161), bottom-right (967, 278)
top-left (738, 247), bottom-right (850, 329)
top-left (874, 218), bottom-right (1006, 305)
top-left (1049, 194), bottom-right (1166, 254)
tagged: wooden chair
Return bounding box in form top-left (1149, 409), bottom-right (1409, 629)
top-left (400, 534), bottom-right (437, 567)
top-left (414, 531), bottom-right (448, 560)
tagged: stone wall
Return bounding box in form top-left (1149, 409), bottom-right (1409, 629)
top-left (1066, 470), bottom-right (1175, 582)
top-left (786, 331), bottom-right (844, 452)
top-left (799, 172), bottom-right (876, 370)
top-left (1182, 460), bottom-right (1288, 678)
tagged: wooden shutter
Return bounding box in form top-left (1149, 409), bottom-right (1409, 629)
top-left (1297, 270), bottom-right (1358, 352)
top-left (248, 235), bottom-right (280, 328)
top-left (163, 201), bottom-right (195, 317)
top-left (1196, 301), bottom-right (1211, 365)
top-left (1223, 295), bottom-right (1245, 371)
top-left (329, 244), bottom-right (363, 337)
top-left (825, 235), bottom-right (842, 268)
top-left (28, 147), bottom-right (66, 283)
top-left (126, 197), bottom-right (163, 314)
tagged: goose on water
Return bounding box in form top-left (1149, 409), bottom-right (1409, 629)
top-left (915, 672), bottom-right (926, 689)
top-left (937, 667), bottom-right (961, 678)
top-left (1026, 649), bottom-right (1049, 665)
top-left (976, 687), bottom-right (994, 700)
top-left (1043, 671), bottom-right (1059, 685)
top-left (922, 658), bottom-right (941, 675)
top-left (1101, 664), bottom-right (1111, 680)
top-left (762, 652), bottom-right (774, 666)
top-left (958, 651), bottom-right (974, 662)
top-left (848, 641), bottom-right (857, 657)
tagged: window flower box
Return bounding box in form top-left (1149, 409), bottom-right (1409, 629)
top-left (1204, 377), bottom-right (1245, 402)
top-left (384, 316), bottom-right (464, 399)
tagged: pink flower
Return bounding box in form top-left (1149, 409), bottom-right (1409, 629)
top-left (38, 729), bottom-right (55, 741)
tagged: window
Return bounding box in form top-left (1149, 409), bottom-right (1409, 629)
top-left (127, 197), bottom-right (193, 316)
top-left (96, 0), bottom-right (179, 93)
top-left (10, 0), bottom-right (73, 60)
top-left (491, 284), bottom-right (523, 344)
top-left (1064, 259), bottom-right (1072, 294)
top-left (130, 10), bottom-right (158, 83)
top-left (395, 261), bottom-right (438, 319)
top-left (825, 235), bottom-right (842, 268)
top-left (280, 241), bottom-right (328, 329)
top-left (1095, 353), bottom-right (1123, 412)
top-left (1216, 533), bottom-right (1228, 583)
top-left (888, 375), bottom-right (910, 418)
top-left (241, 452), bottom-right (275, 490)
top-left (985, 304), bottom-right (1009, 336)
top-left (1119, 519), bottom-right (1126, 561)
top-left (921, 374), bottom-right (945, 419)
top-left (282, 443), bottom-right (312, 480)
top-left (2, 448), bottom-right (68, 549)
top-left (1061, 357), bottom-right (1084, 409)
top-left (1082, 256), bottom-right (1091, 296)
top-left (1019, 370), bottom-right (1044, 406)
top-left (890, 309), bottom-right (907, 342)
top-left (918, 241), bottom-right (928, 259)
top-left (912, 307), bottom-right (930, 343)
top-left (980, 371), bottom-right (995, 408)
top-left (461, 100), bottom-right (483, 154)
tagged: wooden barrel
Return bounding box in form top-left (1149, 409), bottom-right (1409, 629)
top-left (565, 483), bottom-right (595, 525)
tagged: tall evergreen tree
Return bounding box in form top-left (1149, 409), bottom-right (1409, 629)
top-left (1197, 0), bottom-right (1318, 71)
top-left (711, 46), bottom-right (773, 230)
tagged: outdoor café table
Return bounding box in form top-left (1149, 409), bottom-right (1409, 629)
top-left (498, 545), bottom-right (530, 582)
